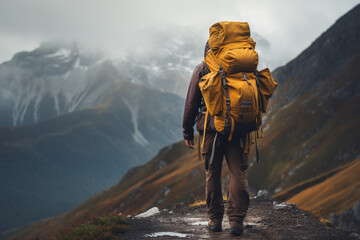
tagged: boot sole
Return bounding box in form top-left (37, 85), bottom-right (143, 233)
top-left (229, 228), bottom-right (244, 236)
top-left (207, 224), bottom-right (222, 232)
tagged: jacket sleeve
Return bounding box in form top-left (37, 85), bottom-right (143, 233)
top-left (182, 63), bottom-right (203, 140)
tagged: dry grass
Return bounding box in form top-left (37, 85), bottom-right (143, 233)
top-left (286, 158), bottom-right (360, 217)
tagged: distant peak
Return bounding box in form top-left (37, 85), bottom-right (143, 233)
top-left (38, 40), bottom-right (78, 52)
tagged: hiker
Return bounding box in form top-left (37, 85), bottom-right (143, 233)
top-left (183, 22), bottom-right (277, 236)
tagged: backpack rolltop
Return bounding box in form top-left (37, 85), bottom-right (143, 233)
top-left (199, 21), bottom-right (278, 162)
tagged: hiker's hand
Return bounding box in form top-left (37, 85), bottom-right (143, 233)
top-left (185, 139), bottom-right (194, 149)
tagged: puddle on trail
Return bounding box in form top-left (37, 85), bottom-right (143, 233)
top-left (183, 217), bottom-right (209, 226)
top-left (191, 221), bottom-right (208, 226)
top-left (144, 232), bottom-right (191, 238)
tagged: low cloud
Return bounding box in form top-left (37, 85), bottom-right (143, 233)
top-left (0, 0), bottom-right (358, 66)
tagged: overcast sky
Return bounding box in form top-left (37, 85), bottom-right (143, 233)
top-left (0, 0), bottom-right (359, 65)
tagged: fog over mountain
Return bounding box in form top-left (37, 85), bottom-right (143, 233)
top-left (1, 0), bottom-right (359, 68)
top-left (113, 25), bottom-right (271, 97)
top-left (0, 25), bottom-right (271, 127)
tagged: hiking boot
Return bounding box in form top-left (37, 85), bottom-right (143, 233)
top-left (229, 226), bottom-right (244, 236)
top-left (230, 227), bottom-right (244, 236)
top-left (207, 220), bottom-right (222, 232)
top-left (229, 222), bottom-right (244, 236)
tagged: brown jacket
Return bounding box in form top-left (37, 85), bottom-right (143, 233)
top-left (182, 61), bottom-right (214, 140)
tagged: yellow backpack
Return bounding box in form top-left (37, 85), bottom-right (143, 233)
top-left (199, 21), bottom-right (277, 154)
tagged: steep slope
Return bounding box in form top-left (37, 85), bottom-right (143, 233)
top-left (247, 4), bottom-right (360, 196)
top-left (0, 71), bottom-right (184, 234)
top-left (285, 159), bottom-right (360, 217)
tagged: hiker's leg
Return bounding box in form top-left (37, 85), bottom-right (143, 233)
top-left (225, 134), bottom-right (249, 229)
top-left (202, 132), bottom-right (225, 224)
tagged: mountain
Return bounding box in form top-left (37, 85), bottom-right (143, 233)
top-left (0, 26), bottom-right (271, 128)
top-left (112, 25), bottom-right (271, 98)
top-left (7, 5), bottom-right (360, 239)
top-left (0, 24), bottom-right (272, 236)
top-left (4, 9), bottom-right (360, 238)
top-left (247, 3), bottom-right (360, 195)
top-left (0, 42), bottom-right (108, 126)
top-left (0, 49), bottom-right (184, 234)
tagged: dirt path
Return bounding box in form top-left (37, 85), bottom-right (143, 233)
top-left (120, 199), bottom-right (358, 240)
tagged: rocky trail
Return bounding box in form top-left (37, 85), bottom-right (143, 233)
top-left (121, 198), bottom-right (359, 240)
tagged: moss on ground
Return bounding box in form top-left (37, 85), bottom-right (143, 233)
top-left (54, 215), bottom-right (129, 240)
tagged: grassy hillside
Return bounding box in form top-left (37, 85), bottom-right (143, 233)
top-left (285, 159), bottom-right (360, 217)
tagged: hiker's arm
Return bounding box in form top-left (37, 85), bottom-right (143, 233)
top-left (183, 64), bottom-right (203, 142)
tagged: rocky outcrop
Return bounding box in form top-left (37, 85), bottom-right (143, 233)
top-left (330, 200), bottom-right (360, 233)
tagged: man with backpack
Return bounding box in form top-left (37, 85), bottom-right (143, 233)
top-left (183, 21), bottom-right (277, 236)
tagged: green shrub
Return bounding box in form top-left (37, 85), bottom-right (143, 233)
top-left (54, 215), bottom-right (129, 240)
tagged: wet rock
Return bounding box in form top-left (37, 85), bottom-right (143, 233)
top-left (135, 207), bottom-right (160, 218)
top-left (273, 201), bottom-right (295, 210)
top-left (257, 189), bottom-right (270, 199)
top-left (349, 232), bottom-right (359, 239)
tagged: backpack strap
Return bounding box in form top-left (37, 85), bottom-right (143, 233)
top-left (254, 71), bottom-right (262, 163)
top-left (201, 110), bottom-right (209, 149)
top-left (219, 64), bottom-right (232, 140)
top-left (254, 71), bottom-right (262, 129)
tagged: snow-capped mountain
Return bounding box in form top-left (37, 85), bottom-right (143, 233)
top-left (112, 25), bottom-right (272, 98)
top-left (0, 25), bottom-right (272, 127)
top-left (0, 42), bottom-right (115, 126)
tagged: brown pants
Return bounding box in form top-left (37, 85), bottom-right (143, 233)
top-left (202, 132), bottom-right (249, 228)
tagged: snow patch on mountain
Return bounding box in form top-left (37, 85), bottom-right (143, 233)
top-left (122, 97), bottom-right (148, 147)
top-left (47, 48), bottom-right (72, 59)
